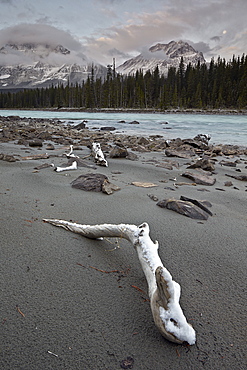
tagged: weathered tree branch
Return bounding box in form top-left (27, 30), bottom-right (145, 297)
top-left (43, 219), bottom-right (196, 345)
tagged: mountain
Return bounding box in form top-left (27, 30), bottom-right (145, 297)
top-left (117, 40), bottom-right (206, 75)
top-left (0, 43), bottom-right (107, 89)
top-left (0, 40), bottom-right (206, 89)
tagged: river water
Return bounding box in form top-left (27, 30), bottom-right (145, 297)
top-left (0, 109), bottom-right (246, 147)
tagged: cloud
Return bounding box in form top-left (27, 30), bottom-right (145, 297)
top-left (0, 23), bottom-right (89, 66)
top-left (82, 0), bottom-right (247, 65)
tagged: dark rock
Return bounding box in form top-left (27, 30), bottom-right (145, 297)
top-left (73, 122), bottom-right (86, 130)
top-left (46, 143), bottom-right (55, 150)
top-left (37, 131), bottom-right (52, 140)
top-left (165, 149), bottom-right (194, 158)
top-left (221, 145), bottom-right (239, 156)
top-left (71, 173), bottom-right (108, 191)
top-left (109, 145), bottom-right (129, 158)
top-left (182, 171), bottom-right (216, 185)
top-left (220, 160), bottom-right (237, 167)
top-left (224, 181), bottom-right (233, 186)
top-left (187, 158), bottom-right (215, 172)
top-left (180, 195), bottom-right (213, 216)
top-left (126, 152), bottom-right (138, 161)
top-left (100, 126), bottom-right (116, 131)
top-left (157, 198), bottom-right (210, 220)
top-left (182, 138), bottom-right (208, 150)
top-left (28, 139), bottom-right (43, 147)
top-left (148, 194), bottom-right (159, 201)
top-left (0, 153), bottom-right (18, 162)
top-left (137, 137), bottom-right (150, 146)
top-left (225, 174), bottom-right (247, 181)
top-left (129, 120), bottom-right (139, 124)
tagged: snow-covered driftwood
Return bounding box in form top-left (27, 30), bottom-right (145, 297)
top-left (63, 145), bottom-right (80, 159)
top-left (53, 160), bottom-right (78, 172)
top-left (91, 142), bottom-right (108, 167)
top-left (43, 219), bottom-right (196, 345)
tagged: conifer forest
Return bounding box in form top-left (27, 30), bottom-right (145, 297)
top-left (0, 55), bottom-right (247, 110)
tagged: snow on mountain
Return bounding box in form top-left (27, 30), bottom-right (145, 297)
top-left (117, 40), bottom-right (206, 76)
top-left (0, 39), bottom-right (206, 89)
top-left (0, 42), bottom-right (106, 89)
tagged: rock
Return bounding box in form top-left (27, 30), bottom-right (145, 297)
top-left (220, 160), bottom-right (237, 167)
top-left (224, 181), bottom-right (233, 186)
top-left (221, 145), bottom-right (239, 156)
top-left (37, 131), bottom-right (52, 140)
top-left (157, 198), bottom-right (210, 220)
top-left (109, 145), bottom-right (129, 158)
top-left (165, 149), bottom-right (194, 158)
top-left (137, 137), bottom-right (150, 146)
top-left (102, 179), bottom-right (120, 194)
top-left (46, 143), bottom-right (55, 150)
top-left (100, 126), bottom-right (116, 131)
top-left (180, 195), bottom-right (213, 216)
top-left (225, 174), bottom-right (247, 181)
top-left (71, 173), bottom-right (108, 192)
top-left (73, 122), bottom-right (86, 130)
top-left (187, 158), bottom-right (215, 172)
top-left (182, 171), bottom-right (216, 186)
top-left (28, 139), bottom-right (43, 147)
top-left (182, 138), bottom-right (208, 150)
top-left (0, 153), bottom-right (18, 162)
top-left (126, 152), bottom-right (138, 161)
top-left (193, 134), bottom-right (211, 144)
top-left (129, 120), bottom-right (139, 124)
top-left (148, 194), bottom-right (159, 201)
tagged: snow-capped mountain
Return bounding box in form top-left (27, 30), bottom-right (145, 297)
top-left (117, 40), bottom-right (206, 75)
top-left (0, 43), bottom-right (107, 89)
top-left (0, 40), bottom-right (206, 89)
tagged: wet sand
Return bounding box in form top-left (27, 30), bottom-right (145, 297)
top-left (0, 141), bottom-right (246, 369)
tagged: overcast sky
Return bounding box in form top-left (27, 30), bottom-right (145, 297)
top-left (0, 0), bottom-right (246, 66)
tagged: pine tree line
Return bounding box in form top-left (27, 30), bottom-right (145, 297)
top-left (0, 55), bottom-right (246, 110)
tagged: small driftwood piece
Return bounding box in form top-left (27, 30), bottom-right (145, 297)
top-left (43, 219), bottom-right (196, 345)
top-left (92, 143), bottom-right (108, 167)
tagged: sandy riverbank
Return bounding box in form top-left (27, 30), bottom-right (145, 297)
top-left (0, 135), bottom-right (246, 369)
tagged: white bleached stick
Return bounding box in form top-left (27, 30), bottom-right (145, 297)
top-left (92, 142), bottom-right (108, 167)
top-left (43, 219), bottom-right (196, 345)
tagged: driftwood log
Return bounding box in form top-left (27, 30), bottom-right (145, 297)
top-left (43, 219), bottom-right (196, 345)
top-left (91, 142), bottom-right (108, 167)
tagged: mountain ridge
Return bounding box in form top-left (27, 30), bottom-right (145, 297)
top-left (117, 40), bottom-right (205, 76)
top-left (0, 40), bottom-right (206, 89)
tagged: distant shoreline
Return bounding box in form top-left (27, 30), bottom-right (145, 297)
top-left (0, 107), bottom-right (247, 115)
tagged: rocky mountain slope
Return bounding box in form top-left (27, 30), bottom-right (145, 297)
top-left (0, 43), bottom-right (106, 89)
top-left (117, 40), bottom-right (206, 75)
top-left (0, 40), bottom-right (206, 89)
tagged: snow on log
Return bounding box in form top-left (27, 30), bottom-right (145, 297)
top-left (43, 219), bottom-right (196, 345)
top-left (92, 142), bottom-right (108, 167)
